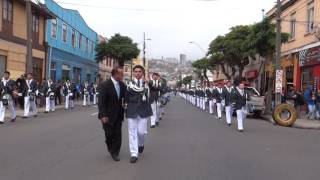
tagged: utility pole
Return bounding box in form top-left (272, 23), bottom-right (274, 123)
top-left (26, 0), bottom-right (33, 74)
top-left (275, 0), bottom-right (282, 106)
top-left (143, 32), bottom-right (146, 67)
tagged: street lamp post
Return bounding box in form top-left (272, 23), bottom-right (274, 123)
top-left (189, 41), bottom-right (206, 55)
top-left (143, 32), bottom-right (152, 67)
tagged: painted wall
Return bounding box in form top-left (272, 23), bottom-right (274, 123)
top-left (45, 0), bottom-right (98, 61)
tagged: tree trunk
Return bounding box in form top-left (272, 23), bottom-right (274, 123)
top-left (220, 64), bottom-right (231, 79)
top-left (264, 55), bottom-right (274, 115)
top-left (203, 68), bottom-right (209, 81)
top-left (238, 66), bottom-right (244, 78)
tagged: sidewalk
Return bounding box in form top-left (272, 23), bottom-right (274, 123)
top-left (261, 114), bottom-right (320, 130)
top-left (4, 100), bottom-right (94, 120)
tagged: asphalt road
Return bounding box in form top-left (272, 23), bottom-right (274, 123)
top-left (0, 96), bottom-right (319, 180)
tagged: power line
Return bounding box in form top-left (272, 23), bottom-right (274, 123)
top-left (55, 1), bottom-right (165, 12)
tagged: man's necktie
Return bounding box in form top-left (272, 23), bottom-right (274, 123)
top-left (115, 82), bottom-right (120, 98)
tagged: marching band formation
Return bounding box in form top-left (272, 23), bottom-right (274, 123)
top-left (179, 80), bottom-right (250, 132)
top-left (0, 71), bottom-right (99, 124)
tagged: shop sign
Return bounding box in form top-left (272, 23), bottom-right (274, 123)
top-left (275, 70), bottom-right (283, 93)
top-left (299, 46), bottom-right (320, 67)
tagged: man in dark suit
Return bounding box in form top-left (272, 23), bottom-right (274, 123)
top-left (222, 80), bottom-right (234, 126)
top-left (41, 79), bottom-right (56, 113)
top-left (98, 67), bottom-right (125, 162)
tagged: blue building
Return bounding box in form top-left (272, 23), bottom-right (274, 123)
top-left (45, 0), bottom-right (98, 83)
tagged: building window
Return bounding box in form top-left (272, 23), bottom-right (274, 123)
top-left (79, 33), bottom-right (82, 49)
top-left (86, 38), bottom-right (89, 52)
top-left (290, 13), bottom-right (296, 39)
top-left (91, 41), bottom-right (94, 54)
top-left (2, 0), bottom-right (13, 22)
top-left (307, 1), bottom-right (314, 33)
top-left (0, 55), bottom-right (7, 75)
top-left (32, 14), bottom-right (39, 32)
top-left (72, 29), bottom-right (76, 47)
top-left (51, 19), bottom-right (57, 38)
top-left (62, 23), bottom-right (68, 42)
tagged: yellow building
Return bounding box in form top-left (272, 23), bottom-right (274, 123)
top-left (266, 0), bottom-right (320, 90)
top-left (0, 0), bottom-right (53, 82)
top-left (124, 57), bottom-right (149, 81)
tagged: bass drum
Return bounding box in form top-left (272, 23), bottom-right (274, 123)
top-left (273, 103), bottom-right (297, 127)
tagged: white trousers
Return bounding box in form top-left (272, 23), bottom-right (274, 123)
top-left (202, 98), bottom-right (206, 111)
top-left (197, 98), bottom-right (200, 107)
top-left (45, 97), bottom-right (55, 112)
top-left (0, 100), bottom-right (16, 122)
top-left (93, 94), bottom-right (97, 105)
top-left (83, 94), bottom-right (90, 106)
top-left (236, 108), bottom-right (246, 130)
top-left (65, 95), bottom-right (74, 109)
top-left (209, 100), bottom-right (214, 114)
top-left (150, 102), bottom-right (158, 126)
top-left (217, 103), bottom-right (222, 118)
top-left (128, 116), bottom-right (148, 157)
top-left (24, 96), bottom-right (37, 117)
top-left (199, 98), bottom-right (203, 109)
top-left (225, 105), bottom-right (232, 124)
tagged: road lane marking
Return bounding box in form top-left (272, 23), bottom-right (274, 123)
top-left (91, 112), bottom-right (98, 116)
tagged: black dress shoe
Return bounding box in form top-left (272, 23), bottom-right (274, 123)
top-left (22, 116), bottom-right (28, 118)
top-left (111, 154), bottom-right (120, 162)
top-left (11, 118), bottom-right (16, 122)
top-left (238, 129), bottom-right (244, 132)
top-left (0, 121), bottom-right (4, 125)
top-left (227, 123), bottom-right (231, 127)
top-left (139, 146), bottom-right (144, 154)
top-left (44, 111), bottom-right (49, 113)
top-left (151, 125), bottom-right (155, 128)
top-left (156, 122), bottom-right (159, 126)
top-left (130, 156), bottom-right (138, 163)
top-left (34, 115), bottom-right (38, 118)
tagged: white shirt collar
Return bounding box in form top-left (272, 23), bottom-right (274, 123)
top-left (111, 76), bottom-right (118, 85)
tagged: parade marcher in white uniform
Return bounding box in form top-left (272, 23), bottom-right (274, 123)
top-left (222, 80), bottom-right (234, 126)
top-left (0, 71), bottom-right (17, 124)
top-left (208, 85), bottom-right (216, 114)
top-left (93, 83), bottom-right (98, 105)
top-left (233, 82), bottom-right (250, 132)
top-left (22, 73), bottom-right (38, 118)
top-left (125, 65), bottom-right (153, 164)
top-left (42, 79), bottom-right (56, 113)
top-left (214, 83), bottom-right (224, 120)
top-left (82, 81), bottom-right (90, 106)
top-left (63, 80), bottom-right (76, 110)
top-left (149, 73), bottom-right (161, 128)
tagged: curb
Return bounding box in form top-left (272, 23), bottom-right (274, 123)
top-left (261, 115), bottom-right (320, 130)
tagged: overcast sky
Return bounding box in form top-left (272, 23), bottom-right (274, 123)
top-left (54, 0), bottom-right (275, 61)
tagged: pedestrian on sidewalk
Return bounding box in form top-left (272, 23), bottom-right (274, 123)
top-left (316, 90), bottom-right (320, 120)
top-left (98, 66), bottom-right (125, 162)
top-left (288, 88), bottom-right (304, 118)
top-left (304, 86), bottom-right (316, 120)
top-left (55, 80), bottom-right (62, 106)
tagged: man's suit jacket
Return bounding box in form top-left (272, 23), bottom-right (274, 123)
top-left (98, 78), bottom-right (125, 126)
top-left (222, 87), bottom-right (234, 106)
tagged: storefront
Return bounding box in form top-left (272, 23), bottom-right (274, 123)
top-left (299, 45), bottom-right (320, 91)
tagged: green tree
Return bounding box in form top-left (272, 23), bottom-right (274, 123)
top-left (182, 75), bottom-right (193, 85)
top-left (207, 26), bottom-right (252, 78)
top-left (95, 33), bottom-right (140, 67)
top-left (192, 58), bottom-right (211, 81)
top-left (244, 18), bottom-right (289, 114)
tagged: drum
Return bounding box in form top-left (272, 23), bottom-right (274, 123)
top-left (29, 92), bottom-right (36, 101)
top-left (49, 92), bottom-right (55, 100)
top-left (1, 94), bottom-right (10, 106)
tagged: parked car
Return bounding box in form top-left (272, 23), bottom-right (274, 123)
top-left (245, 87), bottom-right (265, 117)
